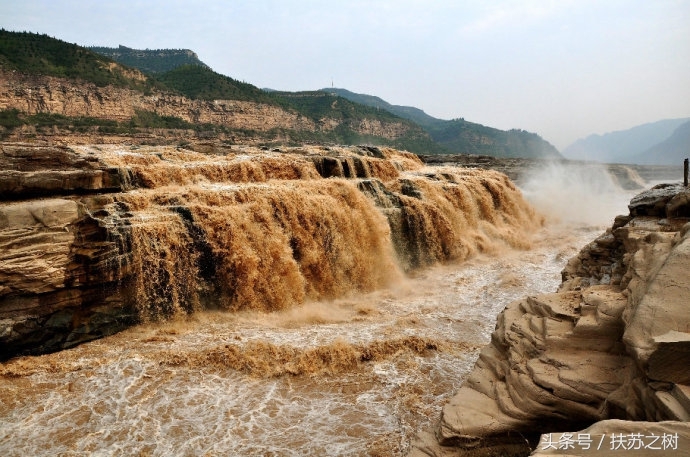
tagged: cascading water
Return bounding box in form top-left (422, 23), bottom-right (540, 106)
top-left (0, 145), bottom-right (638, 456)
top-left (72, 145), bottom-right (543, 319)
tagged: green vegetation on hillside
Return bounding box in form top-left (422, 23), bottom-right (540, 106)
top-left (329, 87), bottom-right (562, 158)
top-left (0, 107), bottom-right (226, 138)
top-left (427, 120), bottom-right (561, 158)
top-left (0, 106), bottom-right (441, 152)
top-left (0, 30), bottom-right (158, 92)
top-left (326, 88), bottom-right (443, 130)
top-left (156, 64), bottom-right (278, 104)
top-left (0, 30), bottom-right (558, 157)
top-left (272, 91), bottom-right (445, 153)
top-left (274, 91), bottom-right (401, 122)
top-left (89, 45), bottom-right (208, 74)
top-left (0, 108), bottom-right (121, 135)
top-left (105, 62), bottom-right (444, 152)
top-left (0, 108), bottom-right (23, 130)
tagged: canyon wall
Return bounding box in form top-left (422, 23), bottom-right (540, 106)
top-left (0, 70), bottom-right (315, 131)
top-left (0, 70), bottom-right (414, 141)
top-left (0, 142), bottom-right (542, 360)
top-left (410, 183), bottom-right (690, 456)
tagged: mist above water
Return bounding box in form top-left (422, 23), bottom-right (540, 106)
top-left (520, 161), bottom-right (636, 227)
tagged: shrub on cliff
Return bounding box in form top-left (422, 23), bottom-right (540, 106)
top-left (156, 64), bottom-right (276, 104)
top-left (0, 29), bottom-right (158, 92)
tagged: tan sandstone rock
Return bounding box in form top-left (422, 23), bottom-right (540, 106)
top-left (410, 183), bottom-right (690, 457)
top-left (531, 420), bottom-right (690, 456)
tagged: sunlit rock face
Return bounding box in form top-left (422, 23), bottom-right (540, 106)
top-left (410, 183), bottom-right (690, 457)
top-left (0, 70), bottom-right (423, 145)
top-left (0, 142), bottom-right (542, 360)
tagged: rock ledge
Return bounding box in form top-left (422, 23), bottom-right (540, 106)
top-left (410, 183), bottom-right (690, 457)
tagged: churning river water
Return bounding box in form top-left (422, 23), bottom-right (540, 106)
top-left (0, 157), bottom-right (642, 456)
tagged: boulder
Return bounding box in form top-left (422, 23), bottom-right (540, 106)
top-left (628, 183), bottom-right (688, 217)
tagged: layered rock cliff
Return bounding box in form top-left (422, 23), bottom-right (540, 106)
top-left (0, 70), bottom-right (425, 147)
top-left (0, 70), bottom-right (316, 132)
top-left (410, 183), bottom-right (690, 456)
top-left (0, 142), bottom-right (542, 360)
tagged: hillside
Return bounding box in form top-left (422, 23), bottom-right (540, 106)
top-left (0, 30), bottom-right (156, 92)
top-left (89, 45), bottom-right (209, 74)
top-left (156, 64), bottom-right (277, 104)
top-left (634, 120), bottom-right (690, 165)
top-left (324, 88), bottom-right (443, 130)
top-left (563, 117), bottom-right (690, 163)
top-left (83, 51), bottom-right (523, 156)
top-left (0, 31), bottom-right (438, 153)
top-left (0, 30), bottom-right (559, 157)
top-left (324, 87), bottom-right (562, 159)
top-left (272, 90), bottom-right (443, 152)
top-left (427, 119), bottom-right (561, 159)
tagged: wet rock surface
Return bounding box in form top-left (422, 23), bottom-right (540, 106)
top-left (0, 142), bottom-right (541, 360)
top-left (0, 195), bottom-right (137, 357)
top-left (410, 183), bottom-right (690, 456)
top-left (0, 143), bottom-right (131, 199)
top-left (628, 182), bottom-right (690, 217)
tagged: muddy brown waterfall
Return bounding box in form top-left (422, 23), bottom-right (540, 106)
top-left (0, 143), bottom-right (542, 359)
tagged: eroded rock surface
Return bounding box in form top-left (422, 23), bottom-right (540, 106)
top-left (531, 420), bottom-right (690, 456)
top-left (0, 70), bottom-right (421, 145)
top-left (0, 143), bottom-right (131, 199)
top-left (410, 183), bottom-right (690, 457)
top-left (1, 142), bottom-right (543, 360)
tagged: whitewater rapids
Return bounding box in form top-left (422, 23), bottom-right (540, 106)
top-left (0, 147), bottom-right (643, 456)
top-left (0, 224), bottom-right (604, 456)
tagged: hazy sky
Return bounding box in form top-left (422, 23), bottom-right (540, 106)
top-left (1, 0), bottom-right (689, 149)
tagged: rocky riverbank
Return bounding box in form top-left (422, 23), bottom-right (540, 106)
top-left (410, 182), bottom-right (690, 456)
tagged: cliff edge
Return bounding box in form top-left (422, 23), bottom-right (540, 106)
top-left (410, 183), bottom-right (690, 456)
top-left (0, 142), bottom-right (543, 360)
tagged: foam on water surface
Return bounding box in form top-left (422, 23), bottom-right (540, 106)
top-left (0, 224), bottom-right (598, 456)
top-left (0, 147), bottom-right (643, 455)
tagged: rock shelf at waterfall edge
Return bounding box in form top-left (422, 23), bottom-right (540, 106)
top-left (0, 142), bottom-right (542, 359)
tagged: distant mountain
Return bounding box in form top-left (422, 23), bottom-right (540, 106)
top-left (634, 120), bottom-right (690, 165)
top-left (323, 88), bottom-right (562, 159)
top-left (0, 30), bottom-right (558, 157)
top-left (0, 30), bottom-right (439, 152)
top-left (89, 45), bottom-right (209, 74)
top-left (324, 88), bottom-right (443, 130)
top-left (563, 118), bottom-right (690, 163)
